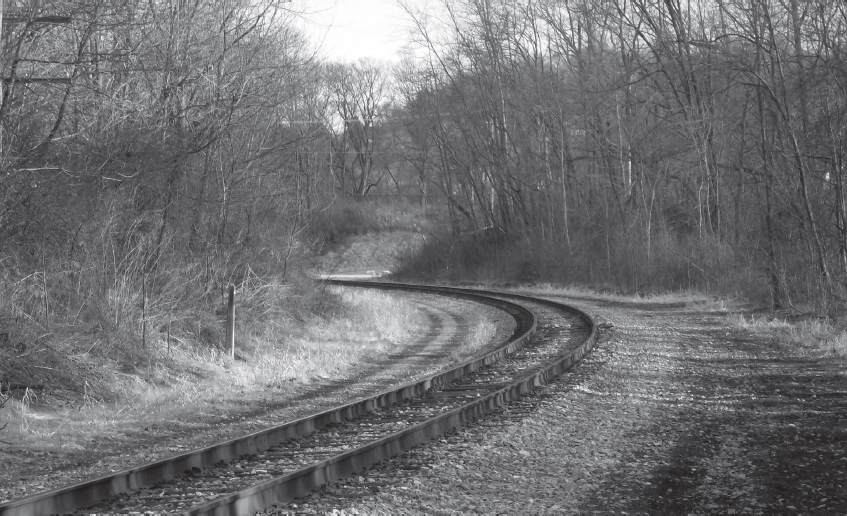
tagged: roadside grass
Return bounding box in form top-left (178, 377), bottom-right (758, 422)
top-left (447, 310), bottom-right (500, 364)
top-left (520, 282), bottom-right (846, 357)
top-left (518, 283), bottom-right (733, 311)
top-left (0, 286), bottom-right (423, 454)
top-left (730, 313), bottom-right (847, 357)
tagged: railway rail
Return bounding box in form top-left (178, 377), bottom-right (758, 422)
top-left (0, 282), bottom-right (597, 515)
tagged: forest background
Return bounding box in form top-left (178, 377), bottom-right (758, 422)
top-left (1, 0), bottom-right (846, 395)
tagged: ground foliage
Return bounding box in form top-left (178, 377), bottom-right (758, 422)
top-left (0, 290), bottom-right (511, 504)
top-left (275, 292), bottom-right (847, 513)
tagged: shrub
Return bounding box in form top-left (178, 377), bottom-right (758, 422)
top-left (396, 217), bottom-right (768, 304)
top-left (305, 196), bottom-right (431, 250)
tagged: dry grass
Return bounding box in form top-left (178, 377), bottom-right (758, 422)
top-left (511, 280), bottom-right (844, 358)
top-left (519, 282), bottom-right (846, 357)
top-left (446, 308), bottom-right (500, 364)
top-left (730, 314), bottom-right (847, 357)
top-left (519, 283), bottom-right (734, 311)
top-left (0, 286), bottom-right (424, 453)
top-left (522, 282), bottom-right (845, 357)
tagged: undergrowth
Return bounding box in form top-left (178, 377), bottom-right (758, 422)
top-left (0, 286), bottom-right (424, 452)
top-left (397, 228), bottom-right (764, 302)
top-left (448, 314), bottom-right (498, 363)
top-left (306, 196), bottom-right (433, 250)
top-left (730, 314), bottom-right (847, 357)
top-left (521, 283), bottom-right (732, 309)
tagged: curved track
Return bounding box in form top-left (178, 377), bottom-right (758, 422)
top-left (0, 282), bottom-right (597, 515)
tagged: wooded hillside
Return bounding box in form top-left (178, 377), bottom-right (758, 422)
top-left (2, 0), bottom-right (846, 380)
top-left (393, 0), bottom-right (847, 313)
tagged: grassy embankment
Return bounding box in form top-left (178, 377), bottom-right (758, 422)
top-left (0, 286), bottom-right (421, 451)
top-left (0, 198), bottom-right (448, 451)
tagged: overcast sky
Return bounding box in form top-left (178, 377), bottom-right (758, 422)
top-left (292, 0), bottom-right (415, 63)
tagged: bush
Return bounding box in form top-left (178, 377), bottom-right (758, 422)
top-left (396, 218), bottom-right (769, 303)
top-left (305, 196), bottom-right (431, 249)
top-left (0, 200), bottom-right (326, 401)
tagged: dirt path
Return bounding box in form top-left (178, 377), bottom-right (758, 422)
top-left (579, 297), bottom-right (847, 513)
top-left (277, 293), bottom-right (847, 513)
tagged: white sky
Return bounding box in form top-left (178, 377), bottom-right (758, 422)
top-left (291, 0), bottom-right (415, 63)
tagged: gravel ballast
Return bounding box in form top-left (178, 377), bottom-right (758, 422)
top-left (274, 293), bottom-right (847, 514)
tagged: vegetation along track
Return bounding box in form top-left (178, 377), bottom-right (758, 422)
top-left (0, 281), bottom-right (598, 515)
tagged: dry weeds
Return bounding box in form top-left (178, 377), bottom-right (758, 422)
top-left (0, 287), bottom-right (423, 456)
top-left (730, 313), bottom-right (847, 357)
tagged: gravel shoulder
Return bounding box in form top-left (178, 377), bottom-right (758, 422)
top-left (277, 292), bottom-right (847, 514)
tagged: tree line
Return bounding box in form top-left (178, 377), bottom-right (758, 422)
top-left (392, 0), bottom-right (847, 311)
top-left (2, 0), bottom-right (846, 344)
top-left (0, 0), bottom-right (401, 358)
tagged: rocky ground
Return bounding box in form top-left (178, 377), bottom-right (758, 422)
top-left (271, 292), bottom-right (847, 514)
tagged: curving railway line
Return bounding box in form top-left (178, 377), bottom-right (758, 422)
top-left (0, 281), bottom-right (598, 515)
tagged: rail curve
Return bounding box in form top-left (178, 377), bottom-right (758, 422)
top-left (0, 282), bottom-right (597, 515)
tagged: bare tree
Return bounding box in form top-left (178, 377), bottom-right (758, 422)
top-left (326, 59), bottom-right (392, 198)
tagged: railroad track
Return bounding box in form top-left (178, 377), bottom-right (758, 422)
top-left (0, 282), bottom-right (597, 515)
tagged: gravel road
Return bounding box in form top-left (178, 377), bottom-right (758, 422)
top-left (272, 292), bottom-right (847, 514)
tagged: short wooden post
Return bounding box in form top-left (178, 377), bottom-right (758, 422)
top-left (142, 276), bottom-right (147, 349)
top-left (226, 284), bottom-right (235, 359)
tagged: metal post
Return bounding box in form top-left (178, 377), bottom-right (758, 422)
top-left (226, 284), bottom-right (235, 359)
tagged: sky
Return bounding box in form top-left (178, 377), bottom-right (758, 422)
top-left (291, 0), bottom-right (416, 63)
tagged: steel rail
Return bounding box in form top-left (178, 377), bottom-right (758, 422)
top-left (186, 281), bottom-right (598, 515)
top-left (0, 283), bottom-right (537, 516)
